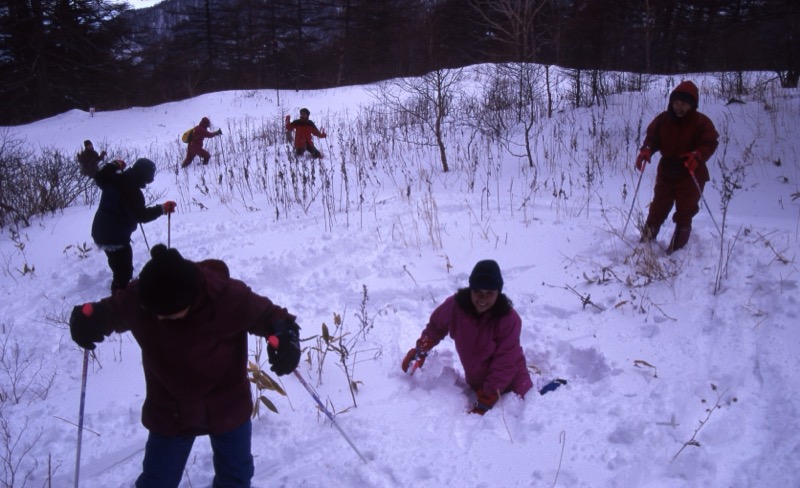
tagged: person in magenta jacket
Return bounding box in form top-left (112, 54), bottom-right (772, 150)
top-left (68, 244), bottom-right (301, 487)
top-left (181, 116), bottom-right (222, 168)
top-left (401, 260), bottom-right (533, 414)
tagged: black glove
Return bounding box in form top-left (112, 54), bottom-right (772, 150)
top-left (267, 320), bottom-right (301, 376)
top-left (69, 304), bottom-right (106, 350)
top-left (216, 129), bottom-right (223, 136)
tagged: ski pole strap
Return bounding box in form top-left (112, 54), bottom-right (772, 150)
top-left (407, 348), bottom-right (428, 375)
top-left (539, 379), bottom-right (568, 395)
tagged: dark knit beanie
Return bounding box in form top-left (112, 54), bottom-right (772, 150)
top-left (300, 108), bottom-right (310, 116)
top-left (128, 158), bottom-right (156, 187)
top-left (138, 244), bottom-right (199, 315)
top-left (468, 260), bottom-right (504, 292)
top-left (84, 140), bottom-right (93, 147)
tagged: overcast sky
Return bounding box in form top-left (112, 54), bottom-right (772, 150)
top-left (126, 0), bottom-right (162, 9)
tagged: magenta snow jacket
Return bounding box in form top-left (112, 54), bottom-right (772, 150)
top-left (95, 260), bottom-right (295, 436)
top-left (420, 291), bottom-right (533, 397)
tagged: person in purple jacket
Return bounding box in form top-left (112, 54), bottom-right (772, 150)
top-left (68, 244), bottom-right (301, 488)
top-left (401, 259), bottom-right (533, 415)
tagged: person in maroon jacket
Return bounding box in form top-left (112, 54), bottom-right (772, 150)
top-left (69, 244), bottom-right (301, 488)
top-left (635, 80), bottom-right (719, 254)
top-left (181, 116), bottom-right (223, 168)
top-left (401, 260), bottom-right (533, 415)
top-left (77, 139), bottom-right (106, 177)
top-left (285, 108), bottom-right (327, 158)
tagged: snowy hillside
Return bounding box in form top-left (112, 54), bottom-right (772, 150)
top-left (1, 67), bottom-right (799, 487)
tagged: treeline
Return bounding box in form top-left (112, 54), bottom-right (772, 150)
top-left (2, 0), bottom-right (799, 124)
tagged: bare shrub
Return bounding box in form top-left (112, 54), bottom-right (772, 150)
top-left (0, 131), bottom-right (96, 229)
top-left (0, 331), bottom-right (56, 406)
top-left (673, 383), bottom-right (738, 461)
top-left (0, 412), bottom-right (42, 488)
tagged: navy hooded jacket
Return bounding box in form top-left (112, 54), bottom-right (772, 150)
top-left (91, 159), bottom-right (163, 246)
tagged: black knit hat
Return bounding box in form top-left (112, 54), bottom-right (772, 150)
top-left (300, 108), bottom-right (310, 116)
top-left (468, 260), bottom-right (504, 292)
top-left (128, 158), bottom-right (156, 187)
top-left (84, 140), bottom-right (93, 147)
top-left (138, 244), bottom-right (199, 315)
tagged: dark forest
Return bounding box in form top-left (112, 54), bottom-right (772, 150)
top-left (2, 0), bottom-right (798, 124)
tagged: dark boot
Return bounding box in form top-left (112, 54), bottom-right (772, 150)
top-left (640, 223), bottom-right (660, 243)
top-left (666, 224), bottom-right (692, 255)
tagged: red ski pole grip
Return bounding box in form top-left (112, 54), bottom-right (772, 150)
top-left (268, 335), bottom-right (279, 348)
top-left (81, 303), bottom-right (94, 317)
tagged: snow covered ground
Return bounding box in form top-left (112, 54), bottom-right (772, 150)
top-left (2, 68), bottom-right (799, 487)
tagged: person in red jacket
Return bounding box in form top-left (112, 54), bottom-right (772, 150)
top-left (635, 80), bottom-right (719, 254)
top-left (181, 116), bottom-right (222, 168)
top-left (68, 244), bottom-right (301, 488)
top-left (401, 260), bottom-right (533, 415)
top-left (285, 108), bottom-right (327, 158)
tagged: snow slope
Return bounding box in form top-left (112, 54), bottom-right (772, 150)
top-left (1, 69), bottom-right (799, 487)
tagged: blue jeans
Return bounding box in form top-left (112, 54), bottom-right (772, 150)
top-left (135, 420), bottom-right (254, 488)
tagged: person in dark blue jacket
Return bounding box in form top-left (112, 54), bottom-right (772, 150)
top-left (91, 158), bottom-right (176, 291)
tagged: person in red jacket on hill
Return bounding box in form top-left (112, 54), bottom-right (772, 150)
top-left (68, 244), bottom-right (301, 488)
top-left (181, 116), bottom-right (222, 168)
top-left (285, 108), bottom-right (327, 158)
top-left (401, 260), bottom-right (533, 415)
top-left (635, 80), bottom-right (719, 254)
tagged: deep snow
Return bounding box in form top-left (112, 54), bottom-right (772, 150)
top-left (1, 68), bottom-right (799, 488)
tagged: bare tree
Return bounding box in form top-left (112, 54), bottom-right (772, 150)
top-left (373, 68), bottom-right (464, 172)
top-left (468, 0), bottom-right (550, 61)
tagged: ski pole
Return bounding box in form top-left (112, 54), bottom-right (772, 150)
top-left (139, 224), bottom-right (150, 251)
top-left (292, 369), bottom-right (368, 463)
top-left (217, 127), bottom-right (227, 166)
top-left (74, 349), bottom-right (88, 488)
top-left (622, 166), bottom-right (646, 238)
top-left (167, 213), bottom-right (171, 249)
top-left (74, 304), bottom-right (93, 488)
top-left (689, 170), bottom-right (722, 236)
top-left (268, 337), bottom-right (368, 464)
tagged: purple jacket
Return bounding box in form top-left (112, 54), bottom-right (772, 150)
top-left (95, 260), bottom-right (294, 436)
top-left (420, 292), bottom-right (532, 397)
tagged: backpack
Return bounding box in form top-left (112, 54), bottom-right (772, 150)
top-left (181, 128), bottom-right (194, 144)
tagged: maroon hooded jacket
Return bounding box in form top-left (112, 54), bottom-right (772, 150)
top-left (95, 260), bottom-right (294, 436)
top-left (641, 80), bottom-right (719, 184)
top-left (420, 292), bottom-right (533, 397)
top-left (188, 117), bottom-right (219, 151)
